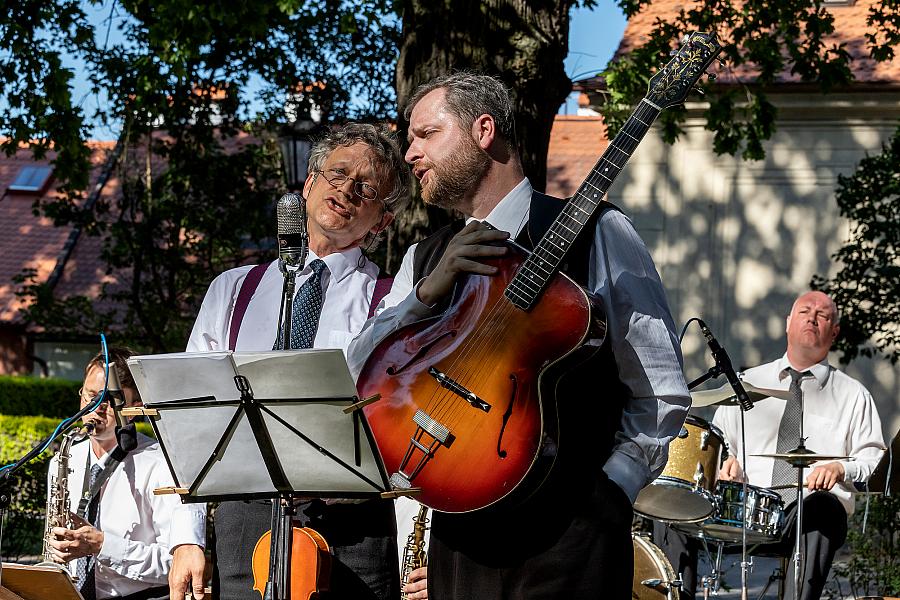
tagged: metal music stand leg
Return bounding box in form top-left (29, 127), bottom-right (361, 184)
top-left (793, 466), bottom-right (804, 600)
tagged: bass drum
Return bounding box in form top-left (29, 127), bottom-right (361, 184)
top-left (632, 534), bottom-right (681, 600)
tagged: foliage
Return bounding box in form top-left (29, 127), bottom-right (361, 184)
top-left (3, 0), bottom-right (401, 352)
top-left (0, 375), bottom-right (81, 419)
top-left (0, 414), bottom-right (155, 559)
top-left (601, 0), bottom-right (900, 160)
top-left (829, 494), bottom-right (900, 598)
top-left (0, 415), bottom-right (60, 558)
top-left (812, 124), bottom-right (900, 365)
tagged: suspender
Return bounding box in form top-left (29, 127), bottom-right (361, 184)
top-left (227, 263), bottom-right (393, 351)
top-left (227, 264), bottom-right (269, 351)
top-left (369, 277), bottom-right (393, 318)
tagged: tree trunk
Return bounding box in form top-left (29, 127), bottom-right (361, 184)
top-left (387, 0), bottom-right (574, 272)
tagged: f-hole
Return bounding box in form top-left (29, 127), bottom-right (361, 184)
top-left (496, 374), bottom-right (517, 458)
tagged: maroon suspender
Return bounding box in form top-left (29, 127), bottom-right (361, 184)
top-left (228, 264), bottom-right (393, 350)
top-left (228, 263), bottom-right (269, 351)
top-left (369, 277), bottom-right (393, 318)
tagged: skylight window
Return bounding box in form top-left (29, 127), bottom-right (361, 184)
top-left (8, 165), bottom-right (52, 192)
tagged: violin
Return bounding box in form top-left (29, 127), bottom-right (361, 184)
top-left (251, 501), bottom-right (331, 600)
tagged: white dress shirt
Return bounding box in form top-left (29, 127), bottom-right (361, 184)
top-left (48, 434), bottom-right (180, 598)
top-left (347, 178), bottom-right (691, 504)
top-left (188, 247), bottom-right (380, 354)
top-left (713, 354), bottom-right (885, 514)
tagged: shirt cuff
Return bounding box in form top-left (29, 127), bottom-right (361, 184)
top-left (841, 459), bottom-right (857, 483)
top-left (603, 450), bottom-right (650, 505)
top-left (98, 532), bottom-right (128, 569)
top-left (404, 279), bottom-right (441, 319)
top-left (169, 503), bottom-right (207, 551)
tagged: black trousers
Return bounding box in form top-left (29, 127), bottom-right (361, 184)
top-left (653, 491), bottom-right (848, 600)
top-left (212, 499), bottom-right (399, 600)
top-left (428, 473), bottom-right (634, 599)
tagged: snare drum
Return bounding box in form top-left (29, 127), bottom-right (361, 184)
top-left (634, 415), bottom-right (725, 522)
top-left (632, 534), bottom-right (681, 600)
top-left (674, 481), bottom-right (785, 544)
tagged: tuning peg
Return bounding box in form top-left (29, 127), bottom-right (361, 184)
top-left (669, 49), bottom-right (678, 56)
top-left (693, 86), bottom-right (706, 96)
top-left (717, 58), bottom-right (727, 67)
top-left (706, 72), bottom-right (717, 81)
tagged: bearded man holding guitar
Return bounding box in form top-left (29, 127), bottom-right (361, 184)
top-left (349, 34), bottom-right (720, 600)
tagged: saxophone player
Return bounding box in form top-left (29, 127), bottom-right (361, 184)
top-left (45, 347), bottom-right (205, 600)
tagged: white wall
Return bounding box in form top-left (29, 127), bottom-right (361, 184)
top-left (605, 91), bottom-right (900, 444)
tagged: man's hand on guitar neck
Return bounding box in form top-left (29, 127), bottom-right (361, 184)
top-left (416, 221), bottom-right (509, 307)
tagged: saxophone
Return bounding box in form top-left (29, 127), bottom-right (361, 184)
top-left (39, 425), bottom-right (90, 570)
top-left (400, 504), bottom-right (429, 599)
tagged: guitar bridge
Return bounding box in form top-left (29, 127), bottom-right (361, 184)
top-left (391, 410), bottom-right (454, 489)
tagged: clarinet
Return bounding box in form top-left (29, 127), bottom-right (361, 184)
top-left (400, 504), bottom-right (429, 599)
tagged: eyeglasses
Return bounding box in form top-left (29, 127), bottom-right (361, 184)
top-left (78, 388), bottom-right (104, 405)
top-left (316, 169), bottom-right (380, 203)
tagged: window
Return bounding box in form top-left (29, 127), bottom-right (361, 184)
top-left (8, 165), bottom-right (53, 193)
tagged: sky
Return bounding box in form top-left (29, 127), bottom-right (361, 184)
top-left (70, 2), bottom-right (628, 140)
top-left (562, 2), bottom-right (628, 114)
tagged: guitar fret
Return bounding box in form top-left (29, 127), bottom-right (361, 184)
top-left (525, 258), bottom-right (552, 276)
top-left (514, 273), bottom-right (542, 294)
top-left (621, 130), bottom-right (640, 143)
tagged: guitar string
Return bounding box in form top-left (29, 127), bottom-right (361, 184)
top-left (421, 101), bottom-right (657, 432)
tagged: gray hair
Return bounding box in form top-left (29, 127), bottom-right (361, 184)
top-left (403, 72), bottom-right (517, 149)
top-left (307, 123), bottom-right (411, 215)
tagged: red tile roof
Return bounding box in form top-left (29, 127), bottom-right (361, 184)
top-left (546, 115), bottom-right (609, 198)
top-left (614, 0), bottom-right (900, 85)
top-left (0, 141), bottom-right (119, 324)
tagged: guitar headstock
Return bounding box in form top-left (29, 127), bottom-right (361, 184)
top-left (646, 31), bottom-right (722, 109)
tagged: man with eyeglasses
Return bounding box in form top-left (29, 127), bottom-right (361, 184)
top-left (170, 123), bottom-right (411, 600)
top-left (46, 347), bottom-right (190, 600)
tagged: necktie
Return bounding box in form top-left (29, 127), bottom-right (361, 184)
top-left (290, 259), bottom-right (328, 349)
top-left (76, 462), bottom-right (103, 600)
top-left (771, 368), bottom-right (810, 504)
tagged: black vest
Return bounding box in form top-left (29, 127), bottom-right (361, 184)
top-left (412, 191), bottom-right (628, 484)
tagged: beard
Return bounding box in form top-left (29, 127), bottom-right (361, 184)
top-left (419, 134), bottom-right (491, 210)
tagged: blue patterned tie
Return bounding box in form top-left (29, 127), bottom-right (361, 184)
top-left (289, 259), bottom-right (328, 349)
top-left (771, 368), bottom-right (811, 504)
top-left (76, 462), bottom-right (103, 600)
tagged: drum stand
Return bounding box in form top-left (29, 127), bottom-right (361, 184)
top-left (698, 538), bottom-right (726, 598)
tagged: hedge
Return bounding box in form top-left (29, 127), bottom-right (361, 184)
top-left (0, 415), bottom-right (155, 559)
top-left (0, 376), bottom-right (81, 418)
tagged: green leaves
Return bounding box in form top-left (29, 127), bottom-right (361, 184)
top-left (812, 124), bottom-right (900, 365)
top-left (603, 0), bottom-right (865, 160)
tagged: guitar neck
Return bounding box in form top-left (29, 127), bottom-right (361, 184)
top-left (505, 98), bottom-right (663, 310)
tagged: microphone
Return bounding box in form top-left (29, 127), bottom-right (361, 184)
top-left (698, 320), bottom-right (753, 411)
top-left (277, 193), bottom-right (308, 269)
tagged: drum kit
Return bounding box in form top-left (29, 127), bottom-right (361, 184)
top-left (630, 382), bottom-right (851, 600)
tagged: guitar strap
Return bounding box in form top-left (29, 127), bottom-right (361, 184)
top-left (228, 262), bottom-right (392, 351)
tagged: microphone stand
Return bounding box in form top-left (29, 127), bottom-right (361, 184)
top-left (0, 399), bottom-right (108, 578)
top-left (686, 319), bottom-right (755, 600)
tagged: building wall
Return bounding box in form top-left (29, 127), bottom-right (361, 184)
top-left (604, 91), bottom-right (900, 443)
top-left (0, 325), bottom-right (29, 375)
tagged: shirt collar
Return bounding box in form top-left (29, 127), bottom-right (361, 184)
top-left (306, 246), bottom-right (364, 285)
top-left (465, 178), bottom-right (533, 236)
top-left (776, 353), bottom-right (832, 389)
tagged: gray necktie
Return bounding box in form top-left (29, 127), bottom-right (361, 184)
top-left (771, 368), bottom-right (810, 504)
top-left (290, 259), bottom-right (328, 349)
top-left (75, 462), bottom-right (103, 600)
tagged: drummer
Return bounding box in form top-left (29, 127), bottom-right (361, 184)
top-left (655, 291), bottom-right (885, 600)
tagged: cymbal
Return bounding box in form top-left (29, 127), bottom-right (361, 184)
top-left (690, 382), bottom-right (792, 408)
top-left (752, 452), bottom-right (852, 466)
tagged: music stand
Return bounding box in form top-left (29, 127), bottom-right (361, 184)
top-left (0, 563), bottom-right (83, 600)
top-left (125, 350), bottom-right (390, 599)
